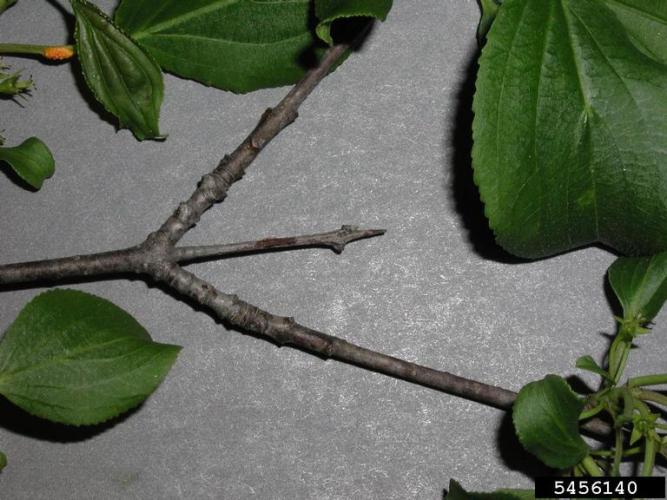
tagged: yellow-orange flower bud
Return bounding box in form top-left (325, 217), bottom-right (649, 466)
top-left (42, 46), bottom-right (75, 61)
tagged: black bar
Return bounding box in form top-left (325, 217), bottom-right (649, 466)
top-left (535, 477), bottom-right (665, 498)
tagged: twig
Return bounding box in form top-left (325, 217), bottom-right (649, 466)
top-left (172, 225), bottom-right (386, 262)
top-left (0, 43), bottom-right (613, 441)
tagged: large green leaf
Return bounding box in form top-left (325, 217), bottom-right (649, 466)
top-left (513, 375), bottom-right (588, 469)
top-left (608, 251), bottom-right (667, 322)
top-left (0, 289), bottom-right (180, 425)
top-left (446, 480), bottom-right (534, 500)
top-left (0, 137), bottom-right (55, 189)
top-left (315, 0), bottom-right (392, 45)
top-left (72, 0), bottom-right (164, 140)
top-left (114, 0), bottom-right (392, 93)
top-left (472, 0), bottom-right (667, 258)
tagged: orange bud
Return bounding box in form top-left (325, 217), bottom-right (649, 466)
top-left (42, 46), bottom-right (75, 61)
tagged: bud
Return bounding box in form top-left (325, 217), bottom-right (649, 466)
top-left (42, 45), bottom-right (75, 61)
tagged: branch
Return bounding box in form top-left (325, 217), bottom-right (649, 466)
top-left (0, 41), bottom-right (613, 443)
top-left (0, 247), bottom-right (143, 285)
top-left (155, 263), bottom-right (612, 438)
top-left (172, 225), bottom-right (386, 262)
top-left (0, 225), bottom-right (382, 284)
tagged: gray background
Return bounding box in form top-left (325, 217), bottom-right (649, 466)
top-left (0, 0), bottom-right (663, 498)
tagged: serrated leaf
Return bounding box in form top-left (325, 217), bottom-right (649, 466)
top-left (114, 0), bottom-right (319, 93)
top-left (513, 375), bottom-right (588, 469)
top-left (608, 251), bottom-right (667, 322)
top-left (0, 289), bottom-right (180, 426)
top-left (446, 480), bottom-right (534, 500)
top-left (72, 0), bottom-right (164, 140)
top-left (472, 0), bottom-right (667, 258)
top-left (0, 137), bottom-right (55, 189)
top-left (576, 355), bottom-right (612, 381)
top-left (314, 0), bottom-right (392, 45)
top-left (114, 0), bottom-right (392, 93)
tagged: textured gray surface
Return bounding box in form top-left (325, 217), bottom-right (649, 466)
top-left (0, 0), bottom-right (664, 498)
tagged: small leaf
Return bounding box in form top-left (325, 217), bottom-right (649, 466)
top-left (473, 0), bottom-right (667, 258)
top-left (314, 0), bottom-right (393, 46)
top-left (608, 251), bottom-right (667, 322)
top-left (513, 375), bottom-right (588, 469)
top-left (0, 137), bottom-right (55, 189)
top-left (71, 0), bottom-right (164, 140)
top-left (0, 450), bottom-right (6, 471)
top-left (0, 289), bottom-right (180, 425)
top-left (446, 480), bottom-right (534, 500)
top-left (575, 355), bottom-right (612, 381)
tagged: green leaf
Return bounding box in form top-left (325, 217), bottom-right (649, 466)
top-left (0, 137), bottom-right (55, 189)
top-left (575, 355), bottom-right (612, 381)
top-left (608, 251), bottom-right (667, 322)
top-left (114, 0), bottom-right (319, 93)
top-left (114, 0), bottom-right (393, 93)
top-left (472, 0), bottom-right (667, 258)
top-left (314, 0), bottom-right (393, 45)
top-left (0, 450), bottom-right (6, 471)
top-left (445, 480), bottom-right (534, 500)
top-left (72, 0), bottom-right (164, 140)
top-left (0, 289), bottom-right (180, 426)
top-left (513, 374), bottom-right (588, 469)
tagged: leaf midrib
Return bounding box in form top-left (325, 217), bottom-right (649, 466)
top-left (0, 336), bottom-right (142, 385)
top-left (144, 30), bottom-right (311, 49)
top-left (560, 0), bottom-right (601, 240)
top-left (130, 0), bottom-right (309, 42)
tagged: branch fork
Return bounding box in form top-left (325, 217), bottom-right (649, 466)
top-left (0, 44), bottom-right (611, 439)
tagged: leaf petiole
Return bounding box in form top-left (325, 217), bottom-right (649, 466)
top-left (629, 374), bottom-right (667, 388)
top-left (642, 438), bottom-right (657, 476)
top-left (635, 390), bottom-right (667, 409)
top-left (580, 455), bottom-right (604, 477)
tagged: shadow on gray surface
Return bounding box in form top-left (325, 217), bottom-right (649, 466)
top-left (447, 48), bottom-right (523, 265)
top-left (0, 395), bottom-right (142, 443)
top-left (0, 162), bottom-right (39, 192)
